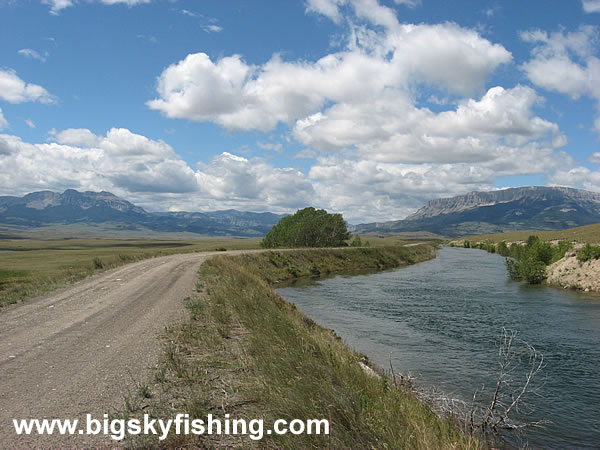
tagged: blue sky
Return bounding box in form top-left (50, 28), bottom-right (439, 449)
top-left (0, 0), bottom-right (599, 223)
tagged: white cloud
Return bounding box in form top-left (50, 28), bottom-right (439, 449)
top-left (43, 0), bottom-right (150, 14)
top-left (305, 0), bottom-right (346, 24)
top-left (25, 119), bottom-right (35, 129)
top-left (308, 157), bottom-right (497, 222)
top-left (195, 152), bottom-right (315, 209)
top-left (0, 129), bottom-right (197, 198)
top-left (293, 85), bottom-right (563, 165)
top-left (0, 130), bottom-right (316, 214)
top-left (43, 0), bottom-right (74, 15)
top-left (181, 9), bottom-right (197, 17)
top-left (521, 26), bottom-right (599, 98)
top-left (590, 152), bottom-right (600, 164)
top-left (582, 0), bottom-right (600, 13)
top-left (50, 128), bottom-right (101, 147)
top-left (148, 23), bottom-right (511, 131)
top-left (548, 166), bottom-right (600, 192)
top-left (521, 26), bottom-right (600, 134)
top-left (18, 48), bottom-right (48, 63)
top-left (305, 0), bottom-right (420, 27)
top-left (0, 70), bottom-right (55, 104)
top-left (203, 25), bottom-right (223, 33)
top-left (0, 109), bottom-right (8, 130)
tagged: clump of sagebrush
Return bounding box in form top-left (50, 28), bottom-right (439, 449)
top-left (577, 243), bottom-right (600, 262)
top-left (128, 246), bottom-right (477, 449)
top-left (261, 207), bottom-right (350, 248)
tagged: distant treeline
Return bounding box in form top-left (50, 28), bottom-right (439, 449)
top-left (451, 237), bottom-right (600, 284)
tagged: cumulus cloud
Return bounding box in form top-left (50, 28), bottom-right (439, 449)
top-left (49, 128), bottom-right (101, 147)
top-left (0, 109), bottom-right (8, 130)
top-left (308, 157), bottom-right (497, 222)
top-left (582, 0), bottom-right (600, 13)
top-left (521, 26), bottom-right (599, 99)
top-left (548, 166), bottom-right (600, 192)
top-left (521, 26), bottom-right (600, 134)
top-left (293, 85), bottom-right (564, 164)
top-left (148, 23), bottom-right (511, 130)
top-left (195, 152), bottom-right (315, 208)
top-left (0, 70), bottom-right (55, 104)
top-left (0, 129), bottom-right (197, 198)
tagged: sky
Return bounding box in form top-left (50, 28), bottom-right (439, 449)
top-left (0, 0), bottom-right (599, 223)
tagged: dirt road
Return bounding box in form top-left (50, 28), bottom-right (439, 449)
top-left (0, 250), bottom-right (260, 448)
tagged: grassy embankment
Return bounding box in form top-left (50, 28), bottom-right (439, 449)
top-left (0, 238), bottom-right (261, 307)
top-left (123, 245), bottom-right (478, 449)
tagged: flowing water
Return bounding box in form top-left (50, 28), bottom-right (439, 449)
top-left (277, 247), bottom-right (600, 448)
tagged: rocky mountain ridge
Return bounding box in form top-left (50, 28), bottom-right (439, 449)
top-left (406, 187), bottom-right (600, 220)
top-left (354, 186), bottom-right (600, 237)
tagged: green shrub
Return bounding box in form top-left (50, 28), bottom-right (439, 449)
top-left (500, 236), bottom-right (572, 285)
top-left (93, 256), bottom-right (104, 270)
top-left (577, 243), bottom-right (600, 262)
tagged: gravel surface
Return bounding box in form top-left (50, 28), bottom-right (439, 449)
top-left (0, 250), bottom-right (261, 448)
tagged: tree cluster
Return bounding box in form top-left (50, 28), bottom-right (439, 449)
top-left (260, 207), bottom-right (350, 248)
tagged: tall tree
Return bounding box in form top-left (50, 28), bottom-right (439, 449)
top-left (260, 207), bottom-right (350, 248)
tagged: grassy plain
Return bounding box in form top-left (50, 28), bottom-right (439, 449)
top-left (0, 227), bottom-right (435, 308)
top-left (123, 246), bottom-right (478, 449)
top-left (0, 237), bottom-right (261, 307)
top-left (461, 223), bottom-right (600, 245)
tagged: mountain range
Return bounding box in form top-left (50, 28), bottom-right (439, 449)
top-left (353, 186), bottom-right (600, 236)
top-left (1, 186), bottom-right (599, 238)
top-left (0, 190), bottom-right (285, 237)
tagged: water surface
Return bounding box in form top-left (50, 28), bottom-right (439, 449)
top-left (277, 247), bottom-right (600, 448)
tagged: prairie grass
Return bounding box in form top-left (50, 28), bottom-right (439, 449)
top-left (0, 237), bottom-right (261, 307)
top-left (125, 246), bottom-right (479, 449)
top-left (462, 223), bottom-right (600, 245)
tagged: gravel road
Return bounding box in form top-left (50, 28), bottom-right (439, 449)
top-left (0, 250), bottom-right (260, 448)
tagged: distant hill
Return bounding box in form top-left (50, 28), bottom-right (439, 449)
top-left (0, 190), bottom-right (285, 237)
top-left (353, 186), bottom-right (600, 237)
